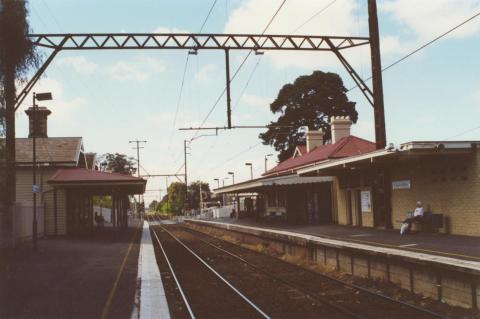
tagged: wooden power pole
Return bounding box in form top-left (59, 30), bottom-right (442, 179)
top-left (368, 0), bottom-right (387, 149)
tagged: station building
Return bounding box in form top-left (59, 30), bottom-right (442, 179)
top-left (214, 117), bottom-right (480, 237)
top-left (13, 107), bottom-right (146, 238)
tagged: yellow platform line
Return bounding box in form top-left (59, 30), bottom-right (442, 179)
top-left (100, 222), bottom-right (141, 319)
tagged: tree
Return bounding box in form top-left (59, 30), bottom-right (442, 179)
top-left (166, 182), bottom-right (187, 215)
top-left (259, 71), bottom-right (358, 162)
top-left (103, 153), bottom-right (137, 175)
top-left (148, 200), bottom-right (159, 212)
top-left (0, 0), bottom-right (41, 245)
top-left (188, 181), bottom-right (211, 210)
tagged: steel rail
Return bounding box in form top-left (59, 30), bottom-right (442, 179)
top-left (180, 225), bottom-right (452, 319)
top-left (147, 216), bottom-right (195, 319)
top-left (174, 224), bottom-right (365, 319)
top-left (154, 223), bottom-right (271, 319)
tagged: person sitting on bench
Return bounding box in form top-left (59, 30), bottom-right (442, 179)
top-left (400, 201), bottom-right (424, 235)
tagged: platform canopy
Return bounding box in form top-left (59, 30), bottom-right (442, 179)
top-left (48, 168), bottom-right (146, 195)
top-left (213, 174), bottom-right (333, 195)
top-left (297, 141), bottom-right (480, 177)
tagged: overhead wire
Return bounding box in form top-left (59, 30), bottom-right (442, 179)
top-left (291, 0), bottom-right (338, 34)
top-left (192, 0), bottom-right (288, 139)
top-left (192, 0), bottom-right (342, 178)
top-left (166, 0), bottom-right (219, 163)
top-left (348, 10), bottom-right (480, 92)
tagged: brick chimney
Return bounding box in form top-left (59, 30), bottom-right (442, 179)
top-left (305, 127), bottom-right (324, 152)
top-left (330, 116), bottom-right (352, 144)
top-left (25, 107), bottom-right (51, 138)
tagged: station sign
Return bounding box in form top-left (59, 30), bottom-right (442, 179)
top-left (392, 180), bottom-right (411, 190)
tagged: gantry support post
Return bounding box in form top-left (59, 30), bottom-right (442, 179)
top-left (224, 49), bottom-right (232, 129)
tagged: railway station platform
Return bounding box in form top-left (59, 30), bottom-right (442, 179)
top-left (0, 221), bottom-right (142, 319)
top-left (196, 217), bottom-right (480, 262)
top-left (185, 218), bottom-right (480, 309)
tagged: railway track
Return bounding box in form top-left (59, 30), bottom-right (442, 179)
top-left (147, 216), bottom-right (452, 319)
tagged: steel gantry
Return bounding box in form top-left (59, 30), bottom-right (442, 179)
top-left (15, 1), bottom-right (386, 149)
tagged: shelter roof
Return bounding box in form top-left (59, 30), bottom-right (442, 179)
top-left (264, 135), bottom-right (376, 176)
top-left (213, 174), bottom-right (333, 194)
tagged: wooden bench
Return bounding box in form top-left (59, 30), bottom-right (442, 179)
top-left (397, 211), bottom-right (444, 233)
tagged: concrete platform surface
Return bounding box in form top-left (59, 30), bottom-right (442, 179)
top-left (135, 221), bottom-right (170, 319)
top-left (200, 218), bottom-right (480, 262)
top-left (0, 223), bottom-right (142, 319)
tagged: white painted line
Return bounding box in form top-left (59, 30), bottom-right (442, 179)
top-left (139, 221), bottom-right (170, 319)
top-left (349, 234), bottom-right (371, 237)
top-left (399, 243), bottom-right (418, 247)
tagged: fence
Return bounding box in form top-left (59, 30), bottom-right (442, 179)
top-left (13, 202), bottom-right (45, 242)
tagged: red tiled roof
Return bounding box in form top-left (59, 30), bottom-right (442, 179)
top-left (264, 136), bottom-right (376, 176)
top-left (48, 168), bottom-right (145, 184)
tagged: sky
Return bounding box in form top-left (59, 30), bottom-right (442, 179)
top-left (15, 0), bottom-right (480, 204)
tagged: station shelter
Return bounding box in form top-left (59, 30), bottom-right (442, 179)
top-left (48, 168), bottom-right (146, 235)
top-left (214, 114), bottom-right (480, 237)
top-left (298, 140), bottom-right (480, 236)
top-left (14, 106), bottom-right (146, 237)
top-left (214, 116), bottom-right (376, 225)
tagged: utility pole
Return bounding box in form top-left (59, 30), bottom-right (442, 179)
top-left (129, 139), bottom-right (146, 215)
top-left (129, 139), bottom-right (147, 177)
top-left (368, 0), bottom-right (386, 150)
top-left (184, 140), bottom-right (188, 185)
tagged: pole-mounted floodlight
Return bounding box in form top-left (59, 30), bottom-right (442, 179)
top-left (32, 91), bottom-right (53, 251)
top-left (228, 171), bottom-right (235, 184)
top-left (264, 154), bottom-right (273, 173)
top-left (213, 178), bottom-right (220, 188)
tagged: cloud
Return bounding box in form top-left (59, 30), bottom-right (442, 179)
top-left (107, 56), bottom-right (165, 82)
top-left (224, 0), bottom-right (368, 70)
top-left (57, 56), bottom-right (98, 74)
top-left (194, 64), bottom-right (217, 83)
top-left (241, 93), bottom-right (271, 108)
top-left (380, 0), bottom-right (480, 40)
top-left (153, 26), bottom-right (190, 34)
top-left (17, 78), bottom-right (86, 126)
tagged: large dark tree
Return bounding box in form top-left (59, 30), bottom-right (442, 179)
top-left (0, 0), bottom-right (40, 245)
top-left (259, 71), bottom-right (357, 162)
top-left (103, 153), bottom-right (137, 175)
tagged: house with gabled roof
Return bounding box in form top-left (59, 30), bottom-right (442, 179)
top-left (14, 107), bottom-right (146, 238)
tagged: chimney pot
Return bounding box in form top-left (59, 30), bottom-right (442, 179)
top-left (305, 127), bottom-right (324, 152)
top-left (25, 107), bottom-right (51, 138)
top-left (330, 116), bottom-right (352, 144)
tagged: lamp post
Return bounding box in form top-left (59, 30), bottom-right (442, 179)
top-left (32, 92), bottom-right (52, 251)
top-left (213, 178), bottom-right (220, 188)
top-left (228, 171), bottom-right (235, 184)
top-left (222, 177), bottom-right (229, 187)
top-left (245, 162), bottom-right (253, 180)
top-left (264, 154), bottom-right (273, 172)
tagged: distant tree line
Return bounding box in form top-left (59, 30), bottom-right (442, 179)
top-left (148, 181), bottom-right (212, 215)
